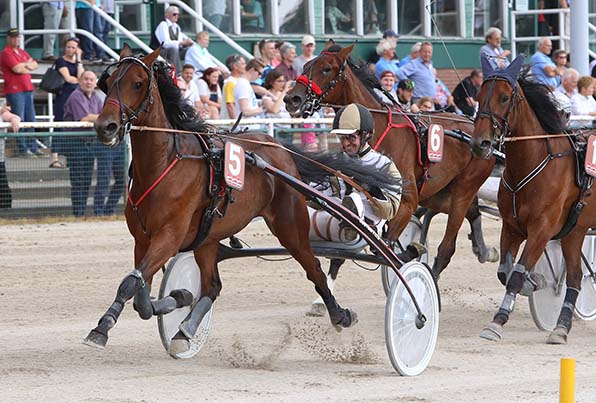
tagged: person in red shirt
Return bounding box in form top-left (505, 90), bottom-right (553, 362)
top-left (0, 28), bottom-right (41, 157)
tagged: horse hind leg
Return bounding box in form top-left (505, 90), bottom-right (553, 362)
top-left (306, 258), bottom-right (344, 317)
top-left (466, 198), bottom-right (499, 263)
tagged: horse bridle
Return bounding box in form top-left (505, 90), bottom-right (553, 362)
top-left (99, 56), bottom-right (156, 140)
top-left (295, 51), bottom-right (348, 117)
top-left (476, 77), bottom-right (520, 149)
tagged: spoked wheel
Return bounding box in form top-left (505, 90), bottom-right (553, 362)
top-left (529, 240), bottom-right (566, 331)
top-left (575, 234), bottom-right (596, 320)
top-left (157, 251), bottom-right (214, 359)
top-left (385, 261), bottom-right (439, 376)
top-left (381, 217), bottom-right (429, 295)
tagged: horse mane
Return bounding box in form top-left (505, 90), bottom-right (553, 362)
top-left (518, 67), bottom-right (566, 134)
top-left (153, 61), bottom-right (212, 133)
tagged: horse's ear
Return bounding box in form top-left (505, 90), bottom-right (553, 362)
top-left (337, 43), bottom-right (355, 61)
top-left (142, 47), bottom-right (161, 67)
top-left (505, 54), bottom-right (525, 79)
top-left (322, 39), bottom-right (335, 51)
top-left (480, 54), bottom-right (494, 78)
top-left (119, 43), bottom-right (133, 59)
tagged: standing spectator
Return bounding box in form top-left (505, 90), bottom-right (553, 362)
top-left (63, 70), bottom-right (103, 217)
top-left (203, 0), bottom-right (226, 30)
top-left (41, 1), bottom-right (64, 61)
top-left (0, 102), bottom-right (20, 209)
top-left (272, 41), bottom-right (283, 68)
top-left (452, 69), bottom-right (483, 117)
top-left (154, 6), bottom-right (193, 74)
top-left (262, 70), bottom-right (292, 145)
top-left (382, 30), bottom-right (400, 48)
top-left (396, 41), bottom-right (436, 103)
top-left (178, 64), bottom-right (202, 113)
top-left (375, 39), bottom-right (399, 80)
top-left (184, 31), bottom-right (229, 78)
top-left (0, 28), bottom-right (41, 157)
top-left (293, 35), bottom-right (316, 77)
top-left (552, 49), bottom-right (568, 87)
top-left (222, 54), bottom-right (246, 119)
top-left (398, 42), bottom-right (421, 68)
top-left (256, 39), bottom-right (276, 84)
top-left (556, 68), bottom-right (579, 100)
top-left (198, 67), bottom-right (222, 119)
top-left (570, 76), bottom-right (596, 128)
top-left (99, 0), bottom-right (115, 62)
top-left (75, 0), bottom-right (105, 63)
top-left (274, 42), bottom-right (297, 82)
top-left (50, 37), bottom-right (84, 169)
top-left (240, 0), bottom-right (265, 33)
top-left (234, 58), bottom-right (265, 130)
top-left (480, 27), bottom-right (510, 70)
top-left (531, 38), bottom-right (560, 90)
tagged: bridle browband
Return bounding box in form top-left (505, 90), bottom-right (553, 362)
top-left (476, 76), bottom-right (520, 149)
top-left (295, 51), bottom-right (348, 117)
top-left (101, 57), bottom-right (156, 140)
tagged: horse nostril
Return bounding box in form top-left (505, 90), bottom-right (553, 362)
top-left (480, 140), bottom-right (492, 150)
top-left (105, 122), bottom-right (119, 135)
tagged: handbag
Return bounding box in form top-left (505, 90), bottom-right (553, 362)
top-left (39, 63), bottom-right (65, 94)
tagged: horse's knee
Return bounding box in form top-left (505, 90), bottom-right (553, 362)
top-left (117, 270), bottom-right (144, 302)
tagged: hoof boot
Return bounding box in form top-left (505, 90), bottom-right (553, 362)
top-left (480, 322), bottom-right (503, 341)
top-left (83, 329), bottom-right (108, 349)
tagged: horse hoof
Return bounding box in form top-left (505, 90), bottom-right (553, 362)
top-left (479, 322), bottom-right (503, 341)
top-left (82, 329), bottom-right (108, 349)
top-left (485, 247), bottom-right (499, 263)
top-left (168, 338), bottom-right (191, 357)
top-left (332, 309), bottom-right (358, 332)
top-left (305, 303), bottom-right (326, 317)
top-left (546, 326), bottom-right (568, 345)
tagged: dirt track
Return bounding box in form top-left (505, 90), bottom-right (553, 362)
top-left (1, 216), bottom-right (596, 403)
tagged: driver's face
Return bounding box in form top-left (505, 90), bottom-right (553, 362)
top-left (339, 132), bottom-right (361, 156)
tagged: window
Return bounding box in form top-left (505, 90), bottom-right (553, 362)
top-left (280, 0), bottom-right (307, 34)
top-left (431, 0), bottom-right (458, 37)
top-left (325, 0), bottom-right (354, 35)
top-left (398, 1), bottom-right (422, 36)
top-left (241, 0), bottom-right (268, 33)
top-left (202, 0), bottom-right (231, 32)
top-left (474, 0), bottom-right (503, 37)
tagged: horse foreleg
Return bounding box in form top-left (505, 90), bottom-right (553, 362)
top-left (547, 229), bottom-right (585, 344)
top-left (307, 258), bottom-right (344, 317)
top-left (466, 197), bottom-right (499, 263)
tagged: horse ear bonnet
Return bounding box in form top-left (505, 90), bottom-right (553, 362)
top-left (482, 54), bottom-right (525, 89)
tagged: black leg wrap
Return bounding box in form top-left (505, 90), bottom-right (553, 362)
top-left (506, 270), bottom-right (525, 295)
top-left (152, 289), bottom-right (194, 315)
top-left (497, 253), bottom-right (514, 286)
top-left (133, 283), bottom-right (153, 320)
top-left (558, 287), bottom-right (579, 331)
top-left (179, 297), bottom-right (213, 339)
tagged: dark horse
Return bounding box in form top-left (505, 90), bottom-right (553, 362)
top-left (470, 55), bottom-right (594, 344)
top-left (83, 46), bottom-right (401, 355)
top-left (284, 42), bottom-right (498, 282)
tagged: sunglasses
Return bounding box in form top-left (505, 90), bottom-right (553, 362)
top-left (172, 13), bottom-right (179, 16)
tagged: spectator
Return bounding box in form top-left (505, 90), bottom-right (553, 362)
top-left (256, 39), bottom-right (276, 84)
top-left (75, 0), bottom-right (106, 63)
top-left (262, 70), bottom-right (292, 145)
top-left (99, 0), bottom-right (115, 62)
top-left (325, 0), bottom-right (351, 34)
top-left (51, 37), bottom-right (84, 169)
top-left (179, 64), bottom-right (202, 113)
top-left (154, 6), bottom-right (193, 74)
top-left (272, 41), bottom-right (283, 68)
top-left (382, 30), bottom-right (400, 48)
top-left (417, 96), bottom-right (434, 112)
top-left (0, 28), bottom-right (42, 157)
top-left (531, 38), bottom-right (560, 90)
top-left (198, 67), bottom-right (222, 119)
top-left (63, 70), bottom-right (104, 217)
top-left (590, 59), bottom-right (596, 79)
top-left (203, 0), bottom-right (226, 30)
top-left (570, 76), bottom-right (596, 128)
top-left (434, 78), bottom-right (456, 112)
top-left (364, 2), bottom-right (379, 35)
top-left (0, 101), bottom-right (20, 209)
top-left (480, 27), bottom-right (510, 70)
top-left (375, 39), bottom-right (399, 80)
top-left (396, 79), bottom-right (419, 113)
top-left (222, 54), bottom-right (246, 119)
top-left (274, 42), bottom-right (297, 82)
top-left (452, 69), bottom-right (483, 117)
top-left (184, 31), bottom-right (229, 79)
top-left (552, 49), bottom-right (568, 87)
top-left (396, 41), bottom-right (436, 103)
top-left (234, 58), bottom-right (265, 130)
top-left (293, 35), bottom-right (316, 76)
top-left (556, 68), bottom-right (578, 100)
top-left (374, 70), bottom-right (398, 105)
top-left (398, 42), bottom-right (421, 68)
top-left (241, 0), bottom-right (265, 33)
top-left (41, 1), bottom-right (64, 61)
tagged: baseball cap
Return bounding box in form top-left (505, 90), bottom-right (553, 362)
top-left (397, 79), bottom-right (415, 90)
top-left (330, 103), bottom-right (374, 135)
top-left (379, 70), bottom-right (396, 80)
top-left (301, 35), bottom-right (315, 46)
top-left (383, 29), bottom-right (399, 39)
top-left (6, 28), bottom-right (20, 37)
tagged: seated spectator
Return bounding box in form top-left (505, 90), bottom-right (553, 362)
top-left (552, 49), bottom-right (568, 87)
top-left (184, 31), bottom-right (229, 79)
top-left (556, 68), bottom-right (579, 100)
top-left (396, 79), bottom-right (419, 113)
top-left (325, 0), bottom-right (352, 34)
top-left (417, 96), bottom-right (434, 112)
top-left (274, 42), bottom-right (297, 82)
top-left (570, 76), bottom-right (596, 128)
top-left (0, 102), bottom-right (21, 209)
top-left (241, 0), bottom-right (265, 32)
top-left (452, 69), bottom-right (483, 117)
top-left (434, 78), bottom-right (456, 112)
top-left (262, 70), bottom-right (292, 144)
top-left (272, 41), bottom-right (283, 68)
top-left (153, 6), bottom-right (193, 73)
top-left (375, 70), bottom-right (397, 104)
top-left (375, 39), bottom-right (399, 80)
top-left (396, 41), bottom-right (436, 103)
top-left (480, 27), bottom-right (510, 70)
top-left (234, 58), bottom-right (266, 130)
top-left (222, 54), bottom-right (246, 119)
top-left (398, 42), bottom-right (421, 68)
top-left (198, 67), bottom-right (222, 119)
top-left (178, 64), bottom-right (202, 113)
top-left (530, 38), bottom-right (560, 90)
top-left (383, 30), bottom-right (399, 47)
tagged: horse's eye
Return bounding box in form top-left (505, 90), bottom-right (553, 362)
top-left (323, 67), bottom-right (332, 75)
top-left (500, 94), bottom-right (510, 103)
top-left (134, 82), bottom-right (143, 90)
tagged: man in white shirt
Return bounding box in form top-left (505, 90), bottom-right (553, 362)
top-left (179, 64), bottom-right (202, 112)
top-left (293, 35), bottom-right (317, 76)
top-left (154, 6), bottom-right (193, 73)
top-left (234, 58), bottom-right (265, 130)
top-left (556, 68), bottom-right (579, 100)
top-left (184, 31), bottom-right (229, 79)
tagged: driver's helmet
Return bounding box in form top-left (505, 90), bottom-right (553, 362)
top-left (330, 103), bottom-right (375, 148)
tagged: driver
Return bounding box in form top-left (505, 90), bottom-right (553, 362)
top-left (308, 103), bottom-right (403, 244)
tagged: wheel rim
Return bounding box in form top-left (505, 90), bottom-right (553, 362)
top-left (575, 235), bottom-right (596, 320)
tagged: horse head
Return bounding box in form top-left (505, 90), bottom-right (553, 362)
top-left (95, 44), bottom-right (162, 146)
top-left (284, 41), bottom-right (355, 118)
top-left (470, 55), bottom-right (524, 159)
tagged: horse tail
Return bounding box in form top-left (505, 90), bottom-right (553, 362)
top-left (287, 145), bottom-right (402, 195)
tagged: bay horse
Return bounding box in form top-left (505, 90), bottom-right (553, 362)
top-left (284, 42), bottom-right (498, 283)
top-left (470, 55), bottom-right (593, 344)
top-left (83, 45), bottom-right (400, 355)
